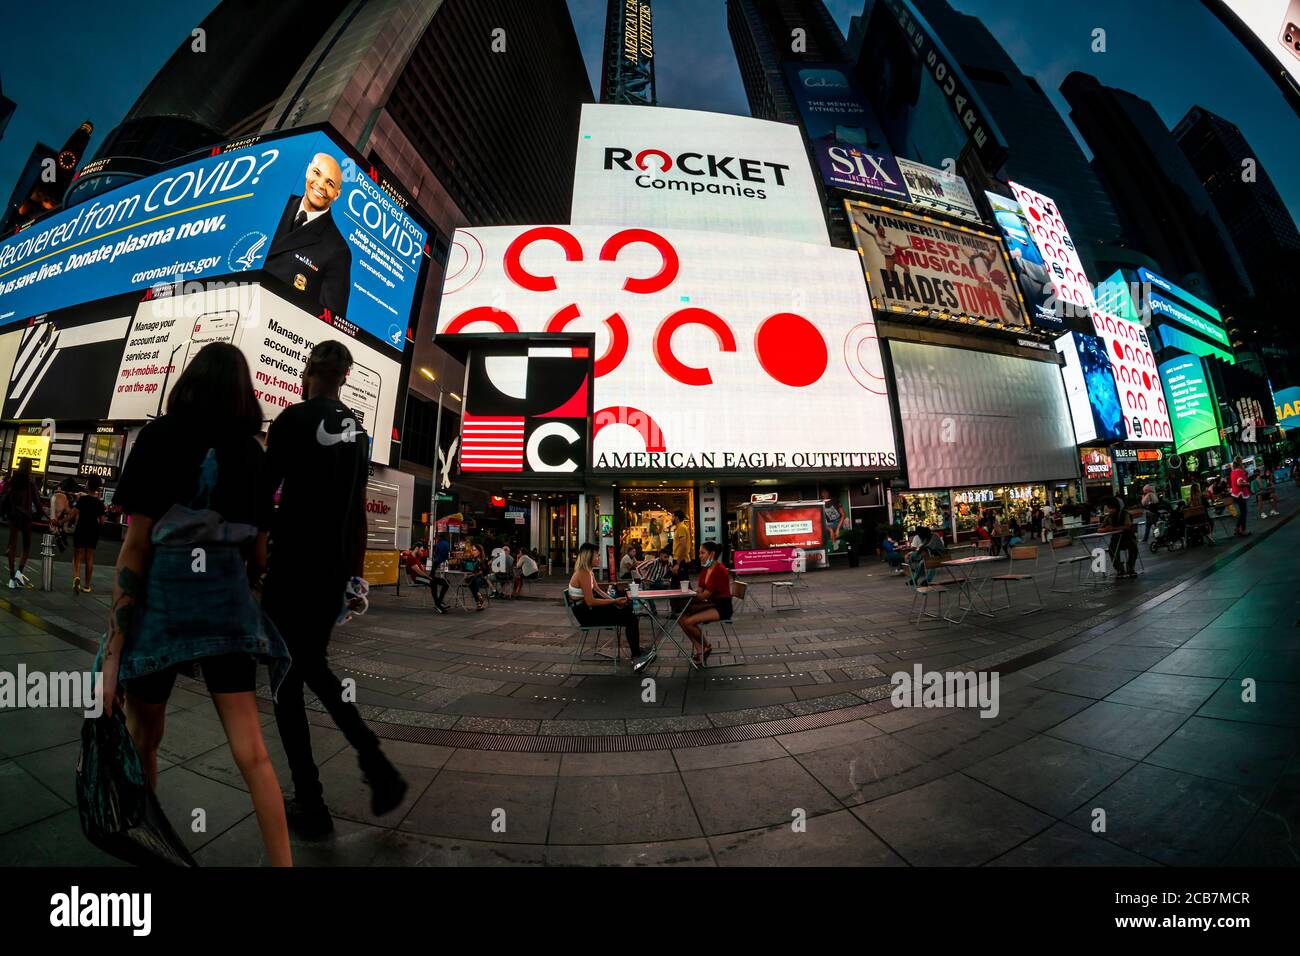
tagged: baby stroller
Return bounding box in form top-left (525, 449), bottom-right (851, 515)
top-left (1149, 501), bottom-right (1185, 553)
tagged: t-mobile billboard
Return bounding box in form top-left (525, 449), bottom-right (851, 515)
top-left (571, 104), bottom-right (828, 246)
top-left (436, 225), bottom-right (897, 474)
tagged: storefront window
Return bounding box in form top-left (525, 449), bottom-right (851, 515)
top-left (618, 486), bottom-right (695, 559)
top-left (951, 484), bottom-right (1048, 534)
top-left (892, 492), bottom-right (949, 537)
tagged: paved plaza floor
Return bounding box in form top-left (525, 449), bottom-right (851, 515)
top-left (2, 495), bottom-right (1298, 866)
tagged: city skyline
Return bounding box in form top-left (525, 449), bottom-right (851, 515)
top-left (1, 0), bottom-right (1297, 234)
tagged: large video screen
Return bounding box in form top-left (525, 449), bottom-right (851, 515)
top-left (985, 191), bottom-right (1059, 330)
top-left (1207, 1), bottom-right (1300, 103)
top-left (437, 225), bottom-right (898, 474)
top-left (1056, 331), bottom-right (1124, 446)
top-left (1159, 355), bottom-right (1222, 456)
top-left (3, 282), bottom-right (400, 463)
top-left (1009, 182), bottom-right (1172, 445)
top-left (889, 340), bottom-right (1079, 489)
top-left (571, 104), bottom-right (828, 246)
top-left (846, 200), bottom-right (1028, 330)
top-left (0, 128), bottom-right (428, 354)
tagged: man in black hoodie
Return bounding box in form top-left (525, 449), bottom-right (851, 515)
top-left (262, 340), bottom-right (406, 837)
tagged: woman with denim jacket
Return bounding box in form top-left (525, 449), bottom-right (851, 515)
top-left (97, 343), bottom-right (292, 866)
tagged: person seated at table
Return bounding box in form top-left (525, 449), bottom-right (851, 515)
top-left (568, 542), bottom-right (656, 672)
top-left (489, 545), bottom-right (515, 598)
top-left (907, 526), bottom-right (946, 586)
top-left (881, 534), bottom-right (905, 573)
top-left (1006, 517), bottom-right (1023, 548)
top-left (512, 547), bottom-right (539, 598)
top-left (462, 543), bottom-right (490, 610)
top-left (619, 543), bottom-right (643, 582)
top-left (403, 548), bottom-right (431, 585)
top-left (1099, 497), bottom-right (1138, 579)
top-left (1185, 482), bottom-right (1214, 545)
top-left (678, 541), bottom-right (732, 666)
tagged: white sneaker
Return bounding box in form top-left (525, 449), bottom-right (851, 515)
top-left (6, 577), bottom-right (15, 590)
top-left (14, 569), bottom-right (31, 587)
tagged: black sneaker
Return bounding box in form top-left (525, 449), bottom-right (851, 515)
top-left (361, 754), bottom-right (408, 817)
top-left (284, 797), bottom-right (334, 838)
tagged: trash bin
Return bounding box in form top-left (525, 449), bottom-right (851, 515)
top-left (847, 541), bottom-right (859, 568)
top-left (40, 532), bottom-right (56, 591)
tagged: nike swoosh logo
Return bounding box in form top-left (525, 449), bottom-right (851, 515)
top-left (316, 418), bottom-right (356, 446)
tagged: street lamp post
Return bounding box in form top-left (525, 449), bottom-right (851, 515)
top-left (421, 368), bottom-right (445, 571)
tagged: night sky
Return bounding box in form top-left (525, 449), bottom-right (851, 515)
top-left (2, 0), bottom-right (1297, 227)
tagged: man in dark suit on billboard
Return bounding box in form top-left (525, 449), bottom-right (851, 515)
top-left (265, 152), bottom-right (352, 317)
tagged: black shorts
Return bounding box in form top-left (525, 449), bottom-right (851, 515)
top-left (72, 531), bottom-right (100, 550)
top-left (125, 653), bottom-right (257, 704)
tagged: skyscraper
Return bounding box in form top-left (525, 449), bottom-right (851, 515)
top-left (727, 0), bottom-right (851, 124)
top-left (1060, 73), bottom-right (1253, 314)
top-left (0, 75), bottom-right (14, 144)
top-left (64, 0), bottom-right (593, 491)
top-left (601, 0), bottom-right (656, 105)
top-left (892, 0), bottom-right (1122, 261)
top-left (1174, 105), bottom-right (1300, 384)
top-left (0, 120), bottom-right (91, 233)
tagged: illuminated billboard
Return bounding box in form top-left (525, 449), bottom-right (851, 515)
top-left (3, 282), bottom-right (401, 463)
top-left (1205, 1), bottom-right (1300, 106)
top-left (571, 104), bottom-right (828, 246)
top-left (458, 343), bottom-right (593, 476)
top-left (1009, 182), bottom-right (1172, 445)
top-left (1275, 385), bottom-right (1300, 429)
top-left (897, 159), bottom-right (980, 223)
top-left (1056, 331), bottom-right (1125, 446)
top-left (0, 127), bottom-right (428, 355)
top-left (985, 191), bottom-right (1058, 330)
top-left (1137, 267), bottom-right (1234, 362)
top-left (846, 200), bottom-right (1027, 330)
top-left (781, 62), bottom-right (908, 203)
top-left (889, 340), bottom-right (1078, 489)
top-left (1159, 355), bottom-right (1222, 455)
top-left (437, 225), bottom-right (898, 474)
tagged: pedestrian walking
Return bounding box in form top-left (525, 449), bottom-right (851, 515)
top-left (50, 477), bottom-right (80, 553)
top-left (1229, 456), bottom-right (1251, 536)
top-left (97, 342), bottom-right (293, 866)
top-left (262, 340), bottom-right (407, 839)
top-left (2, 457), bottom-right (44, 589)
top-left (70, 475), bottom-right (106, 593)
top-left (429, 532), bottom-right (452, 612)
top-left (1140, 484), bottom-right (1158, 542)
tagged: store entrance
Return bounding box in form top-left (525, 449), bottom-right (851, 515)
top-left (542, 496), bottom-right (579, 575)
top-left (617, 485), bottom-right (695, 562)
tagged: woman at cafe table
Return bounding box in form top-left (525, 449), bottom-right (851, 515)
top-left (678, 541), bottom-right (733, 666)
top-left (568, 543), bottom-right (656, 672)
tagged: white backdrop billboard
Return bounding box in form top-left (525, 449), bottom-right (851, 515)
top-left (571, 104), bottom-right (829, 246)
top-left (437, 225), bottom-right (896, 473)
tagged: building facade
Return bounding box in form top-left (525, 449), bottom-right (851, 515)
top-left (1174, 105), bottom-right (1300, 387)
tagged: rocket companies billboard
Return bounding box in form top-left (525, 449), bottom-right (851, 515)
top-left (571, 104), bottom-right (828, 246)
top-left (436, 225), bottom-right (897, 474)
top-left (846, 200), bottom-right (1027, 330)
top-left (1009, 181), bottom-right (1172, 445)
top-left (0, 127), bottom-right (428, 355)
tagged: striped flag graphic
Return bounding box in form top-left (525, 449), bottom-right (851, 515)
top-left (460, 413), bottom-right (525, 472)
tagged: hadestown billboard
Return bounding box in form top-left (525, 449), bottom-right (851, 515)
top-left (436, 225), bottom-right (896, 474)
top-left (571, 104), bottom-right (830, 246)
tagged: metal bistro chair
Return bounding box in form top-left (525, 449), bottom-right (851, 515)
top-left (769, 575), bottom-right (802, 610)
top-left (698, 580), bottom-right (751, 667)
top-left (990, 545), bottom-right (1044, 614)
top-left (1049, 535), bottom-right (1090, 593)
top-left (562, 591), bottom-right (621, 671)
top-left (729, 576), bottom-right (764, 616)
top-left (908, 556), bottom-right (952, 627)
